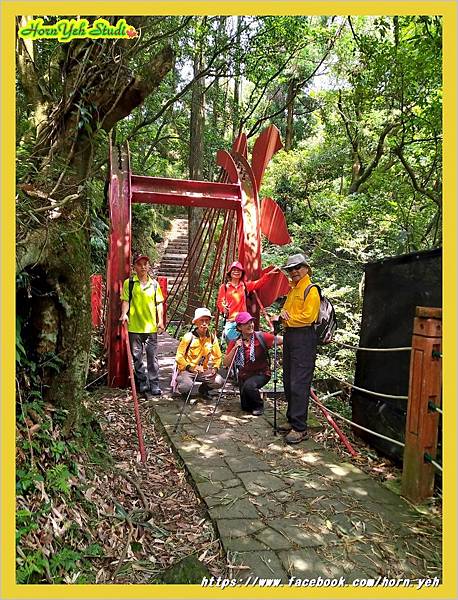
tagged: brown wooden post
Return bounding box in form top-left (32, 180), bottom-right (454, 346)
top-left (401, 306), bottom-right (442, 503)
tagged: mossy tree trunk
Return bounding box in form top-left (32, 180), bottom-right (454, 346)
top-left (16, 21), bottom-right (173, 428)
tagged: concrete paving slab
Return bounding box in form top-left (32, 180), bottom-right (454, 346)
top-left (278, 548), bottom-right (332, 578)
top-left (216, 519), bottom-right (265, 539)
top-left (254, 527), bottom-right (294, 551)
top-left (186, 464), bottom-right (235, 483)
top-left (208, 497), bottom-right (259, 519)
top-left (230, 550), bottom-right (289, 581)
top-left (225, 455), bottom-right (271, 473)
top-left (222, 536), bottom-right (269, 552)
top-left (269, 518), bottom-right (340, 548)
top-left (238, 471), bottom-right (289, 495)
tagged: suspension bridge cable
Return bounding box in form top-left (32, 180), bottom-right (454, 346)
top-left (203, 210), bottom-right (230, 309)
top-left (334, 341), bottom-right (412, 352)
top-left (309, 399), bottom-right (406, 448)
top-left (317, 368), bottom-right (409, 400)
top-left (424, 453), bottom-right (443, 473)
top-left (428, 401), bottom-right (442, 415)
top-left (166, 208), bottom-right (211, 301)
top-left (168, 208), bottom-right (219, 327)
top-left (431, 459), bottom-right (442, 472)
top-left (85, 371), bottom-right (108, 389)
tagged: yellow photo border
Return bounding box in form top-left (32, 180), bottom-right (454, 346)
top-left (2, 1), bottom-right (456, 599)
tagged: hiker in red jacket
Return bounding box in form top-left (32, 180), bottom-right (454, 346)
top-left (223, 311), bottom-right (283, 416)
top-left (216, 261), bottom-right (278, 340)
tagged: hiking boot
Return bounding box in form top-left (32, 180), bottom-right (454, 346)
top-left (150, 387), bottom-right (162, 396)
top-left (189, 396), bottom-right (198, 405)
top-left (277, 421), bottom-right (293, 433)
top-left (198, 384), bottom-right (211, 401)
top-left (284, 429), bottom-right (308, 444)
top-left (252, 408), bottom-right (264, 416)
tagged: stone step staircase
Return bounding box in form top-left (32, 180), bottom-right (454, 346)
top-left (156, 218), bottom-right (189, 293)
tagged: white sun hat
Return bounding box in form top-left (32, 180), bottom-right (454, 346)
top-left (192, 307), bottom-right (213, 323)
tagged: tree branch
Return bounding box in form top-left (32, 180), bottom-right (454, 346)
top-left (101, 45), bottom-right (174, 132)
top-left (348, 122), bottom-right (399, 194)
top-left (245, 21), bottom-right (345, 138)
top-left (394, 146), bottom-right (441, 207)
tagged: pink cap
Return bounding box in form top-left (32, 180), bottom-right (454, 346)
top-left (226, 261), bottom-right (245, 278)
top-left (235, 311), bottom-right (254, 325)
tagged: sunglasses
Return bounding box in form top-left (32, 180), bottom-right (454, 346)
top-left (285, 264), bottom-right (306, 272)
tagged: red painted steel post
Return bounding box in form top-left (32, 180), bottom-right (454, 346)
top-left (90, 274), bottom-right (103, 328)
top-left (123, 323), bottom-right (147, 463)
top-left (157, 276), bottom-right (168, 324)
top-left (401, 306), bottom-right (442, 503)
top-left (107, 140), bottom-right (131, 388)
top-left (310, 389), bottom-right (358, 457)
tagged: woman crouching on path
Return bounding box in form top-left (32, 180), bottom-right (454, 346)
top-left (223, 311), bottom-right (283, 416)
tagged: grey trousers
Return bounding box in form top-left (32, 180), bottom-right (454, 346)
top-left (176, 370), bottom-right (224, 395)
top-left (128, 332), bottom-right (160, 392)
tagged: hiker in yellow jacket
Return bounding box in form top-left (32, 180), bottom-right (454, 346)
top-left (175, 308), bottom-right (224, 402)
top-left (277, 253), bottom-right (320, 444)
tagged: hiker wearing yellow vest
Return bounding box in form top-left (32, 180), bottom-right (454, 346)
top-left (120, 255), bottom-right (165, 400)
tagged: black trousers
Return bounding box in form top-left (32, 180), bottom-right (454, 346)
top-left (283, 327), bottom-right (318, 432)
top-left (239, 374), bottom-right (270, 411)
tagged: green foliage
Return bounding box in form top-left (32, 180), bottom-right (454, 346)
top-left (16, 387), bottom-right (109, 583)
top-left (131, 204), bottom-right (171, 265)
top-left (46, 464), bottom-right (72, 495)
top-left (90, 214), bottom-right (109, 274)
top-left (16, 468), bottom-right (44, 495)
top-left (16, 549), bottom-right (51, 584)
top-left (16, 316), bottom-right (27, 364)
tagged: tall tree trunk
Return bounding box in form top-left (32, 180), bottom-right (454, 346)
top-left (16, 30), bottom-right (173, 428)
top-left (285, 78), bottom-right (297, 151)
top-left (232, 16), bottom-right (242, 140)
top-left (187, 21), bottom-right (206, 320)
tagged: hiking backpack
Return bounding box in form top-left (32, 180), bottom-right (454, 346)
top-left (303, 284), bottom-right (337, 345)
top-left (254, 331), bottom-right (269, 361)
top-left (127, 277), bottom-right (158, 315)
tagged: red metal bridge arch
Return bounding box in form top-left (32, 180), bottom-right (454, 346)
top-left (106, 126), bottom-right (290, 388)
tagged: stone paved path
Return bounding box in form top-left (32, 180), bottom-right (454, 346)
top-left (148, 333), bottom-right (441, 584)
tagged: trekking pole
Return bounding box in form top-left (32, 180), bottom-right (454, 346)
top-left (123, 322), bottom-right (147, 463)
top-left (173, 355), bottom-right (206, 433)
top-left (252, 290), bottom-right (274, 331)
top-left (206, 349), bottom-right (238, 434)
top-left (272, 318), bottom-right (281, 436)
top-left (219, 312), bottom-right (227, 347)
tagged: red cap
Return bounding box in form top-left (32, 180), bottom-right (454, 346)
top-left (133, 254), bottom-right (150, 264)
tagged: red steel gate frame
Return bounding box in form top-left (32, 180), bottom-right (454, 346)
top-left (106, 126), bottom-right (289, 388)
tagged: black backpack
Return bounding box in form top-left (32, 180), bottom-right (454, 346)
top-left (303, 284), bottom-right (337, 345)
top-left (128, 277), bottom-right (158, 315)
